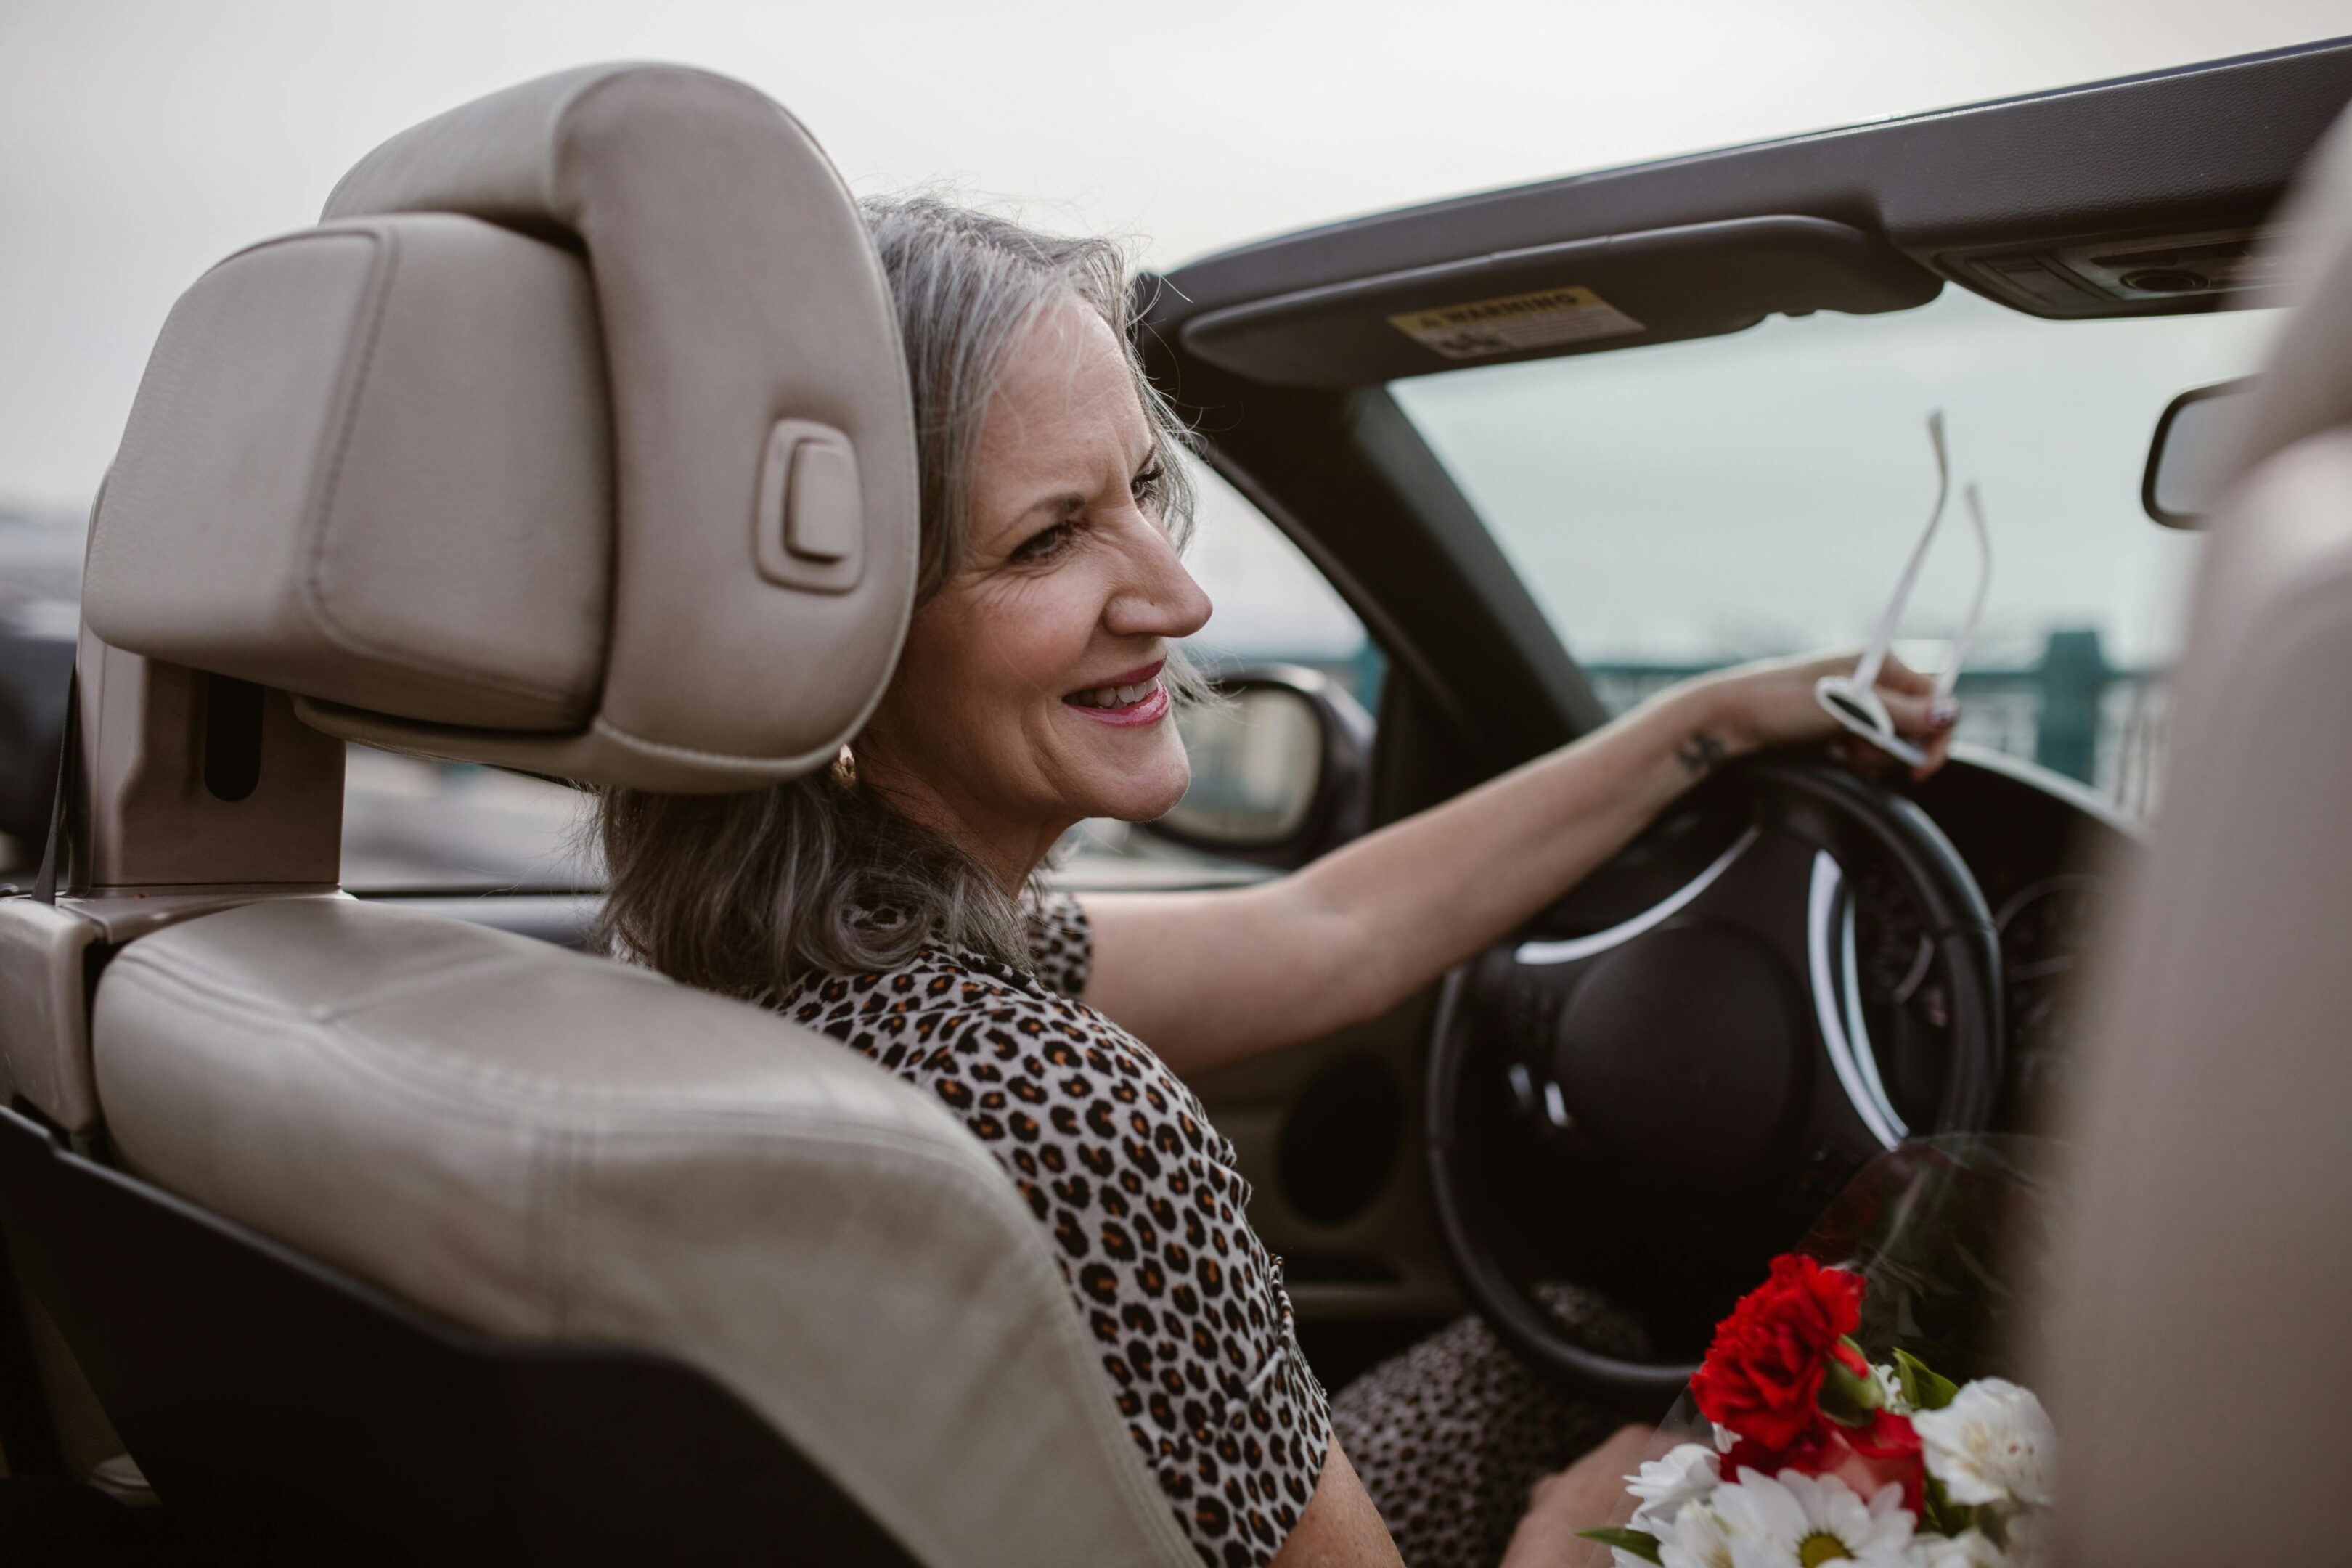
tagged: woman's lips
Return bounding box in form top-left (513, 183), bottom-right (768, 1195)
top-left (1066, 682), bottom-right (1169, 727)
top-left (1063, 661), bottom-right (1170, 728)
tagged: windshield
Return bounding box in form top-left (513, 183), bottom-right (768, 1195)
top-left (1390, 287), bottom-right (2279, 813)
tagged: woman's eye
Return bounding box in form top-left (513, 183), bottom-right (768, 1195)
top-left (1130, 465), bottom-right (1165, 507)
top-left (1010, 521), bottom-right (1074, 564)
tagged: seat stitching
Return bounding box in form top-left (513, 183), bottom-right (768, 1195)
top-left (108, 962), bottom-right (957, 1136)
top-left (587, 714), bottom-right (856, 770)
top-left (114, 940), bottom-right (666, 1026)
top-left (296, 219), bottom-right (589, 711)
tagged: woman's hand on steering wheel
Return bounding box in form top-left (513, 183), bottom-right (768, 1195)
top-left (1681, 650), bottom-right (1960, 783)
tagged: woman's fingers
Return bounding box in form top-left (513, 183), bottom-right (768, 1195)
top-left (1877, 653), bottom-right (1959, 776)
top-left (1877, 687), bottom-right (1960, 740)
top-left (1826, 679), bottom-right (1960, 781)
top-left (1876, 685), bottom-right (1959, 780)
top-left (1911, 725), bottom-right (1958, 782)
top-left (1876, 652), bottom-right (1935, 696)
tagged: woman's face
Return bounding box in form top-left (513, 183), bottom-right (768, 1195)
top-left (861, 300), bottom-right (1212, 876)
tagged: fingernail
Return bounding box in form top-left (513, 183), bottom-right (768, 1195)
top-left (1929, 698), bottom-right (1959, 729)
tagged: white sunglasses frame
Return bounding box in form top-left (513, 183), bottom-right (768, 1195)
top-left (1813, 412), bottom-right (1993, 767)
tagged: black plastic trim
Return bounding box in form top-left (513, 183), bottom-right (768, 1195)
top-left (2142, 375), bottom-right (2256, 526)
top-left (0, 1216), bottom-right (65, 1478)
top-left (0, 1106), bottom-right (921, 1567)
top-left (1183, 215), bottom-right (1938, 388)
top-left (1157, 37), bottom-right (2352, 327)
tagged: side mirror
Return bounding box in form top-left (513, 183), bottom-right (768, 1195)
top-left (2143, 377), bottom-right (2255, 527)
top-left (1148, 665), bottom-right (1373, 868)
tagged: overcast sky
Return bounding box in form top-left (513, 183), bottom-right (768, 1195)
top-left (2, 2), bottom-right (2343, 666)
top-left (3, 0), bottom-right (2343, 511)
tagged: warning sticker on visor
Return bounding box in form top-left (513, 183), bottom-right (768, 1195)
top-left (1388, 285), bottom-right (1643, 360)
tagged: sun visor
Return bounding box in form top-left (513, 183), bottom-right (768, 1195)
top-left (1178, 216), bottom-right (1940, 389)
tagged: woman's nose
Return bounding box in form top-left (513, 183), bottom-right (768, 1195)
top-left (1104, 521), bottom-right (1213, 642)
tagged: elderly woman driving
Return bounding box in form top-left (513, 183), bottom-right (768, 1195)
top-left (595, 199), bottom-right (1956, 1568)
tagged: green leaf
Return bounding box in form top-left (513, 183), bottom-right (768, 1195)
top-left (1818, 1337), bottom-right (1885, 1426)
top-left (1895, 1348), bottom-right (1960, 1410)
top-left (1576, 1526), bottom-right (1664, 1564)
top-left (1919, 1474), bottom-right (1977, 1539)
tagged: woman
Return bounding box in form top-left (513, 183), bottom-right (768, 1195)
top-left (597, 198), bottom-right (1956, 1568)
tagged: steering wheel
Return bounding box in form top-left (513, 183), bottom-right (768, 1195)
top-left (1424, 757), bottom-right (2004, 1396)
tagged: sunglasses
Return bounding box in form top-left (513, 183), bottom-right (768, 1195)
top-left (1814, 411), bottom-right (1991, 767)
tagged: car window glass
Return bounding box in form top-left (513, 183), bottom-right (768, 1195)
top-left (1390, 288), bottom-right (2279, 816)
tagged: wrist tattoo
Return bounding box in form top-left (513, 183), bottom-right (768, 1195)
top-left (1676, 730), bottom-right (1726, 777)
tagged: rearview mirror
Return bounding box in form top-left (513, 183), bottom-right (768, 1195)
top-left (1148, 666), bottom-right (1372, 867)
top-left (2143, 377), bottom-right (2254, 528)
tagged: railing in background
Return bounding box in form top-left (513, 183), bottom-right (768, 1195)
top-left (1196, 627), bottom-right (2165, 817)
top-left (1585, 628), bottom-right (2166, 817)
top-left (1189, 642), bottom-right (1388, 716)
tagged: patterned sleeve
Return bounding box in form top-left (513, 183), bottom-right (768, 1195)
top-left (1024, 887), bottom-right (1093, 998)
top-left (781, 937), bottom-right (1330, 1565)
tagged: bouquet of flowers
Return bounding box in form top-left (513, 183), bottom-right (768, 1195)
top-left (1581, 1254), bottom-right (2056, 1568)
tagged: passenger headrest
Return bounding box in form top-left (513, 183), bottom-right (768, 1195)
top-left (2036, 98), bottom-right (2352, 1567)
top-left (81, 65), bottom-right (917, 792)
top-left (2216, 106), bottom-right (2352, 491)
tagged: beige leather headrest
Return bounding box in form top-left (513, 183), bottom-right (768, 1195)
top-left (2038, 100), bottom-right (2352, 1566)
top-left (2213, 106), bottom-right (2352, 491)
top-left (81, 65), bottom-right (916, 792)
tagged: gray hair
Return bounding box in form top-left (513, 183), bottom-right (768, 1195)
top-left (594, 195), bottom-right (1204, 1000)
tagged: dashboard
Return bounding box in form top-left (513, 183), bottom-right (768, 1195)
top-left (1902, 746), bottom-right (2137, 1129)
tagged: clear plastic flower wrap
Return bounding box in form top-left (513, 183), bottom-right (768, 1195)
top-left (1583, 1135), bottom-right (2062, 1568)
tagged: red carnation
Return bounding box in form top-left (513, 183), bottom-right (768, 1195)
top-left (1689, 1254), bottom-right (1864, 1452)
top-left (1843, 1408), bottom-right (1927, 1515)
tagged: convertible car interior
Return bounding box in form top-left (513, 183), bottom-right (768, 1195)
top-left (0, 34), bottom-right (2348, 1567)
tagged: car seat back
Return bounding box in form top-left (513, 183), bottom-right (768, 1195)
top-left (2039, 103), bottom-right (2352, 1566)
top-left (0, 64), bottom-right (1197, 1567)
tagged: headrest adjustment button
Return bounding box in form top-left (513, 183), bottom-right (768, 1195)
top-left (754, 419), bottom-right (863, 592)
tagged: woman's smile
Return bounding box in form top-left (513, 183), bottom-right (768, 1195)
top-left (1062, 657), bottom-right (1170, 727)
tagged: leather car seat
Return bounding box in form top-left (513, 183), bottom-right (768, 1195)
top-left (2037, 103), bottom-right (2352, 1565)
top-left (0, 64), bottom-right (1199, 1567)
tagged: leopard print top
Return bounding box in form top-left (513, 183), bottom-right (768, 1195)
top-left (780, 891), bottom-right (1331, 1568)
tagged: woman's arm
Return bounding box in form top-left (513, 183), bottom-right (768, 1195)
top-left (1270, 1441), bottom-right (1407, 1568)
top-left (1083, 653), bottom-right (1953, 1076)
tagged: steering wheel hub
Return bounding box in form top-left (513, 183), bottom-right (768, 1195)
top-left (1553, 921), bottom-right (1805, 1187)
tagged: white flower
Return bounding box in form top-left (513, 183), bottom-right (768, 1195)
top-left (1715, 1423), bottom-right (1741, 1455)
top-left (1906, 1529), bottom-right (2009, 1567)
top-left (1873, 1361), bottom-right (1910, 1414)
top-left (1628, 1442), bottom-right (1723, 1530)
top-left (1656, 1499), bottom-right (1740, 1568)
top-left (1712, 1469), bottom-right (1915, 1567)
top-left (1905, 1509), bottom-right (2049, 1568)
top-left (1912, 1379), bottom-right (2057, 1508)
